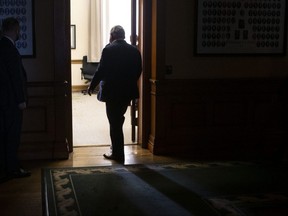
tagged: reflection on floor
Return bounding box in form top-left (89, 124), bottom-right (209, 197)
top-left (72, 92), bottom-right (134, 146)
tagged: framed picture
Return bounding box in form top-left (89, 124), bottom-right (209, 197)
top-left (71, 25), bottom-right (76, 49)
top-left (196, 0), bottom-right (287, 55)
top-left (0, 0), bottom-right (35, 57)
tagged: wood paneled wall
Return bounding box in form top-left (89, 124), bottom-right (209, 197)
top-left (148, 78), bottom-right (288, 161)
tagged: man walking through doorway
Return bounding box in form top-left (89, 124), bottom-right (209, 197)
top-left (87, 25), bottom-right (142, 162)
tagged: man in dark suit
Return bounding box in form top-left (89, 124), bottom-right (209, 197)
top-left (88, 25), bottom-right (142, 162)
top-left (0, 17), bottom-right (30, 178)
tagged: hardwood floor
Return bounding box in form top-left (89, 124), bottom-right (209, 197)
top-left (0, 145), bottom-right (184, 216)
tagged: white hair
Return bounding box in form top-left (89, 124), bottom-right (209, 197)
top-left (110, 25), bottom-right (125, 40)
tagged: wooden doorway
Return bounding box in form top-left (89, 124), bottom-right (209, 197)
top-left (65, 0), bottom-right (153, 151)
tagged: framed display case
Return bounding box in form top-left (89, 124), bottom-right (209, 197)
top-left (0, 0), bottom-right (35, 57)
top-left (196, 0), bottom-right (287, 55)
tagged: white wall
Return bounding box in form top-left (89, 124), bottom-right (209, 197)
top-left (71, 0), bottom-right (90, 86)
top-left (70, 0), bottom-right (132, 87)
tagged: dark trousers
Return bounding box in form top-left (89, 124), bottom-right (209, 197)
top-left (0, 106), bottom-right (23, 173)
top-left (105, 100), bottom-right (130, 157)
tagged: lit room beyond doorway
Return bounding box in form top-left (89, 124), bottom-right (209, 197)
top-left (71, 0), bottom-right (136, 147)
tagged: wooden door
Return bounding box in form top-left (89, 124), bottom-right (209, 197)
top-left (53, 0), bottom-right (73, 156)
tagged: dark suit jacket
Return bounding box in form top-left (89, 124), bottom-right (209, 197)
top-left (89, 40), bottom-right (142, 103)
top-left (0, 36), bottom-right (28, 109)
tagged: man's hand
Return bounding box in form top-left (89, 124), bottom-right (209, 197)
top-left (18, 102), bottom-right (27, 110)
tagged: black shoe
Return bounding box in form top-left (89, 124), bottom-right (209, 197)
top-left (103, 153), bottom-right (124, 162)
top-left (9, 168), bottom-right (31, 178)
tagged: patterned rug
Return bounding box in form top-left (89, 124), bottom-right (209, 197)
top-left (42, 162), bottom-right (288, 216)
top-left (206, 193), bottom-right (288, 216)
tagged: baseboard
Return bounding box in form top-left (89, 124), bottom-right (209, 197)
top-left (72, 85), bottom-right (88, 92)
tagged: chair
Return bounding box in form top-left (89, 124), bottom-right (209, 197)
top-left (80, 56), bottom-right (99, 94)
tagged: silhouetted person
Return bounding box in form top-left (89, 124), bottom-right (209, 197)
top-left (0, 17), bottom-right (31, 178)
top-left (88, 25), bottom-right (142, 162)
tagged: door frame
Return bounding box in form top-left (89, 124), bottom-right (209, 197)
top-left (138, 0), bottom-right (152, 148)
top-left (53, 0), bottom-right (73, 156)
top-left (57, 0), bottom-right (153, 152)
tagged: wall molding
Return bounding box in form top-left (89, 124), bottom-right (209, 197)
top-left (72, 85), bottom-right (87, 92)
